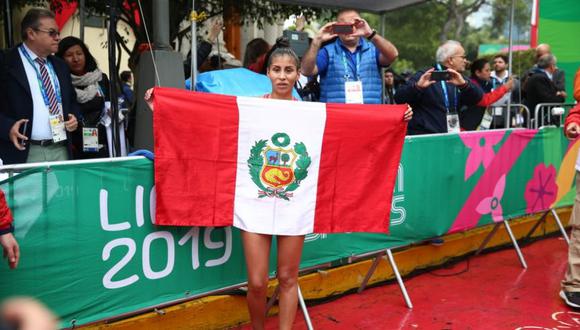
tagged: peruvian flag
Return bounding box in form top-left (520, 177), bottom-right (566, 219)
top-left (153, 88), bottom-right (407, 235)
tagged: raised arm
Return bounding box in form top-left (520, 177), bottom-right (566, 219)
top-left (353, 18), bottom-right (398, 66)
top-left (301, 22), bottom-right (336, 76)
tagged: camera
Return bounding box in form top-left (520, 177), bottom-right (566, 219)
top-left (430, 70), bottom-right (450, 81)
top-left (282, 30), bottom-right (309, 58)
top-left (332, 23), bottom-right (354, 35)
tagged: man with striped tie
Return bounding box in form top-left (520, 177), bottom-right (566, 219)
top-left (0, 8), bottom-right (80, 165)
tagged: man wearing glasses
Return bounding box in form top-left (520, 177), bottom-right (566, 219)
top-left (395, 40), bottom-right (483, 135)
top-left (0, 8), bottom-right (80, 165)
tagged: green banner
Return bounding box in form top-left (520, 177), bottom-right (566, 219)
top-left (0, 127), bottom-right (575, 326)
top-left (539, 0), bottom-right (580, 103)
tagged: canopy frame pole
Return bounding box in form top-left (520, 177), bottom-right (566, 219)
top-left (190, 0), bottom-right (197, 90)
top-left (506, 0), bottom-right (515, 127)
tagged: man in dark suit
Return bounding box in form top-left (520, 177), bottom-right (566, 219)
top-left (0, 8), bottom-right (79, 165)
top-left (535, 43), bottom-right (566, 96)
top-left (524, 54), bottom-right (566, 126)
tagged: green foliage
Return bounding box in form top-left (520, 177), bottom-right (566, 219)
top-left (361, 0), bottom-right (533, 75)
top-left (488, 0), bottom-right (531, 40)
top-left (390, 59), bottom-right (416, 74)
top-left (382, 2), bottom-right (447, 70)
top-left (476, 49), bottom-right (536, 78)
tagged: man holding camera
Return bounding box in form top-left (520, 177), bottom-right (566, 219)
top-left (395, 40), bottom-right (483, 135)
top-left (301, 9), bottom-right (398, 104)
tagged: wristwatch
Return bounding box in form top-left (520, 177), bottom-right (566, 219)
top-left (367, 30), bottom-right (377, 41)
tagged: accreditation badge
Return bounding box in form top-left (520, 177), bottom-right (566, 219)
top-left (446, 112), bottom-right (460, 134)
top-left (479, 109), bottom-right (493, 130)
top-left (82, 127), bottom-right (99, 152)
top-left (515, 113), bottom-right (524, 127)
top-left (345, 80), bottom-right (364, 104)
top-left (49, 113), bottom-right (67, 143)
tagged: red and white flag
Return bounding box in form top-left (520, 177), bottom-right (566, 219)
top-left (153, 88), bottom-right (407, 234)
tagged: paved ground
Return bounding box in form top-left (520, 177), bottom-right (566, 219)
top-left (240, 235), bottom-right (580, 329)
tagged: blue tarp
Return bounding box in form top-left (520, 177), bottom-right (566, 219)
top-left (186, 68), bottom-right (301, 99)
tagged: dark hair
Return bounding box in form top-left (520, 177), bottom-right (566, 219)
top-left (56, 36), bottom-right (99, 73)
top-left (120, 71), bottom-right (132, 83)
top-left (337, 8), bottom-right (360, 20)
top-left (470, 58), bottom-right (489, 78)
top-left (266, 47), bottom-right (300, 70)
top-left (21, 8), bottom-right (55, 41)
top-left (261, 37), bottom-right (300, 74)
top-left (493, 54), bottom-right (508, 63)
top-left (243, 38), bottom-right (270, 68)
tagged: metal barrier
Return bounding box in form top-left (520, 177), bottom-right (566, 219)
top-left (504, 103), bottom-right (531, 129)
top-left (533, 103), bottom-right (576, 129)
top-left (484, 104), bottom-right (531, 129)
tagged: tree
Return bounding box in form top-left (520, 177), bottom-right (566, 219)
top-left (363, 0), bottom-right (532, 71)
top-left (488, 0), bottom-right (531, 41)
top-left (381, 1), bottom-right (448, 70)
top-left (435, 0), bottom-right (489, 42)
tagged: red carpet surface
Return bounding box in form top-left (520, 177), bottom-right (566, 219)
top-left (240, 236), bottom-right (580, 329)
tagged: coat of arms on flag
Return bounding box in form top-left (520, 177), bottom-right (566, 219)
top-left (249, 133), bottom-right (311, 200)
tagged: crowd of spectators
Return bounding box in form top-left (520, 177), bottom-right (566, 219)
top-left (0, 7), bottom-right (575, 164)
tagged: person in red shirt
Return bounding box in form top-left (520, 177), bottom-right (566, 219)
top-left (0, 189), bottom-right (19, 269)
top-left (460, 58), bottom-right (514, 130)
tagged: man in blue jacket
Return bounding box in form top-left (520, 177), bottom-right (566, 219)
top-left (395, 40), bottom-right (483, 135)
top-left (301, 9), bottom-right (398, 104)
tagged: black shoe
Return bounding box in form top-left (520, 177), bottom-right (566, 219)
top-left (560, 290), bottom-right (580, 308)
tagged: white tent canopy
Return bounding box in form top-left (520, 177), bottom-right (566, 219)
top-left (273, 0), bottom-right (427, 13)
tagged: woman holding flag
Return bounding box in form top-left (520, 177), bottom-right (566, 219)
top-left (145, 46), bottom-right (412, 329)
top-left (241, 47), bottom-right (306, 330)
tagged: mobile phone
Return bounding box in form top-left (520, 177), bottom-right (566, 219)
top-left (19, 120), bottom-right (28, 146)
top-left (332, 23), bottom-right (354, 35)
top-left (430, 70), bottom-right (450, 81)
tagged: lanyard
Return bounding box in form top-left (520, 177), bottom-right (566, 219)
top-left (97, 84), bottom-right (105, 97)
top-left (436, 64), bottom-right (458, 113)
top-left (341, 50), bottom-right (361, 81)
top-left (19, 45), bottom-right (63, 108)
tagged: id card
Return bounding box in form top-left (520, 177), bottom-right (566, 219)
top-left (514, 113), bottom-right (525, 127)
top-left (83, 127), bottom-right (99, 152)
top-left (479, 110), bottom-right (493, 130)
top-left (49, 113), bottom-right (67, 143)
top-left (446, 112), bottom-right (460, 133)
top-left (345, 81), bottom-right (364, 104)
top-left (517, 113), bottom-right (524, 126)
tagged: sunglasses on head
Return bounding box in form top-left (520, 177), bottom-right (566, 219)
top-left (34, 28), bottom-right (60, 38)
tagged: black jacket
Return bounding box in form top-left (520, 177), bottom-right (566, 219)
top-left (0, 45), bottom-right (81, 164)
top-left (524, 69), bottom-right (565, 115)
